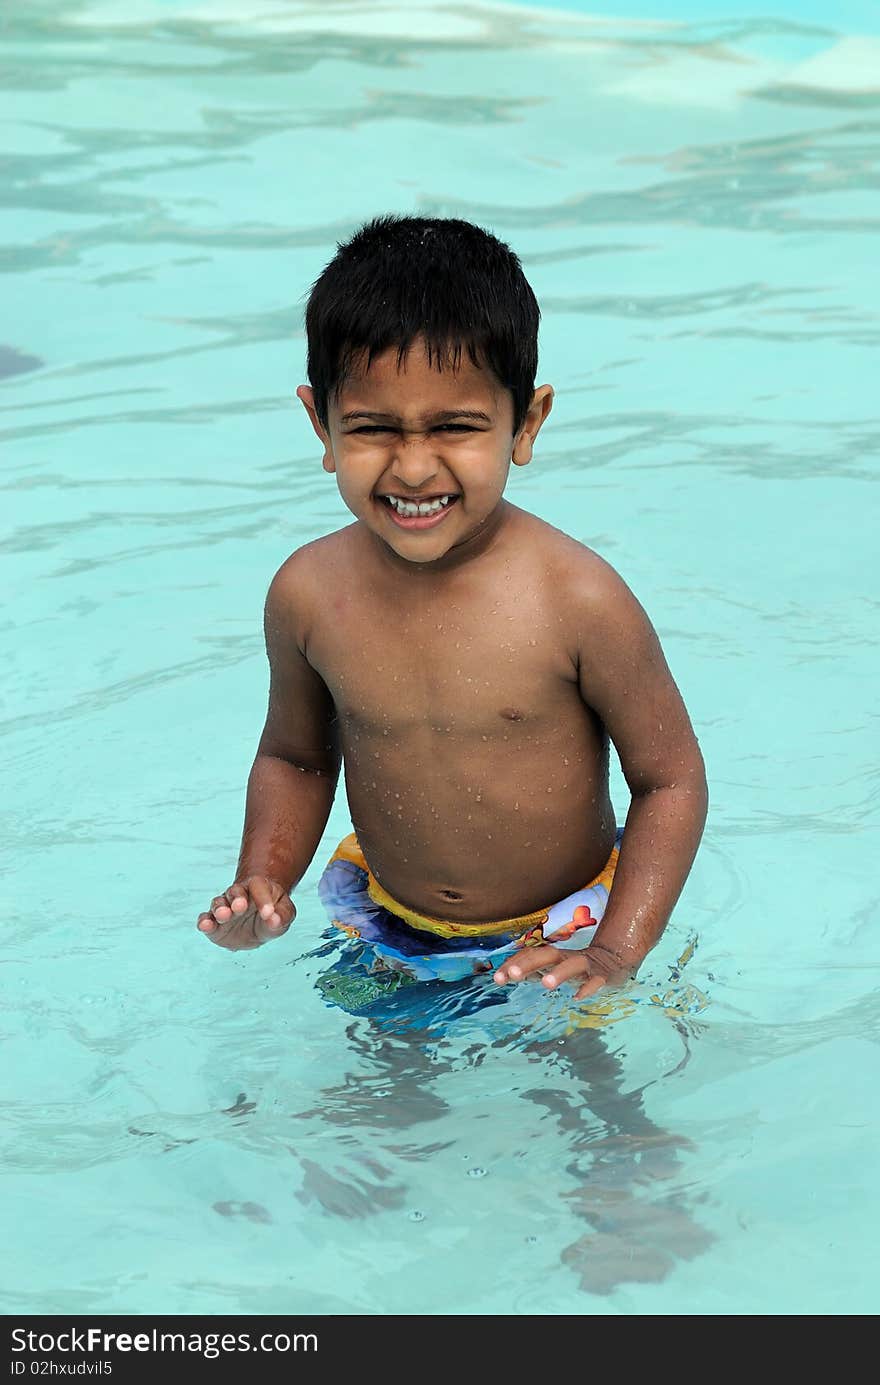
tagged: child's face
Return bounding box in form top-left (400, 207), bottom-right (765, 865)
top-left (298, 339), bottom-right (552, 568)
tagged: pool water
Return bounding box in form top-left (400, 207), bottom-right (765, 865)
top-left (3, 0), bottom-right (878, 1316)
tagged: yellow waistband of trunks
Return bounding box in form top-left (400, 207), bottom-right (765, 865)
top-left (328, 833), bottom-right (619, 941)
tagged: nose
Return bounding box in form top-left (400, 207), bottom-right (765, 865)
top-left (389, 433), bottom-right (441, 490)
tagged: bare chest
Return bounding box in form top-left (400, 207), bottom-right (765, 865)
top-left (307, 581), bottom-right (576, 738)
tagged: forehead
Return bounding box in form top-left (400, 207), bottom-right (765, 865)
top-left (333, 339), bottom-right (507, 420)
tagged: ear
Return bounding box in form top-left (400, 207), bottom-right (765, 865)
top-left (511, 385), bottom-right (554, 467)
top-left (296, 385), bottom-right (336, 473)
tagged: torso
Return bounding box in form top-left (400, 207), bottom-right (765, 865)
top-left (302, 505), bottom-right (616, 922)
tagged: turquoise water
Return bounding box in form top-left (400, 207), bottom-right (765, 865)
top-left (3, 0), bottom-right (878, 1316)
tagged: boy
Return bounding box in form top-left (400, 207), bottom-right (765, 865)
top-left (197, 215), bottom-right (707, 1005)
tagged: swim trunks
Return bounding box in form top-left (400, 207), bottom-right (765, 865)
top-left (317, 830), bottom-right (622, 985)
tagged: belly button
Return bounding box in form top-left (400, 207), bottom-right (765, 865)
top-left (440, 889), bottom-right (463, 900)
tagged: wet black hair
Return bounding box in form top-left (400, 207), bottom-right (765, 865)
top-left (305, 215), bottom-right (539, 434)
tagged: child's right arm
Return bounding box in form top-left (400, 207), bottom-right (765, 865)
top-left (197, 556), bottom-right (341, 951)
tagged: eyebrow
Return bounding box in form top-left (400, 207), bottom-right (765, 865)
top-left (339, 409), bottom-right (493, 425)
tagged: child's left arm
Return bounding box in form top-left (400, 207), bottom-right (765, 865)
top-left (495, 555), bottom-right (708, 1000)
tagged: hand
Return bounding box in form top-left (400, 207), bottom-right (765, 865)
top-left (493, 939), bottom-right (636, 1001)
top-left (197, 876), bottom-right (295, 950)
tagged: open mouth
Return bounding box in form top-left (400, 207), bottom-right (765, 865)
top-left (377, 493), bottom-right (460, 529)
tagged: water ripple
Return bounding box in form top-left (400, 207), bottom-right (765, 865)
top-left (3, 0), bottom-right (878, 1317)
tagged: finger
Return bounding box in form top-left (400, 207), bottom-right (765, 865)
top-left (246, 877), bottom-right (276, 913)
top-left (541, 954), bottom-right (593, 990)
top-left (252, 907), bottom-right (292, 942)
top-left (225, 883), bottom-right (252, 916)
top-left (250, 880), bottom-right (288, 930)
top-left (265, 896), bottom-right (295, 932)
top-left (494, 945), bottom-right (563, 985)
top-left (250, 880), bottom-right (295, 932)
top-left (209, 892), bottom-right (235, 923)
top-left (574, 973), bottom-right (607, 1001)
top-left (201, 888), bottom-right (292, 945)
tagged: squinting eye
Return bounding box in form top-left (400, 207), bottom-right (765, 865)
top-left (350, 424), bottom-right (476, 436)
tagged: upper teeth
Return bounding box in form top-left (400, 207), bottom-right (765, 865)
top-left (387, 495), bottom-right (451, 516)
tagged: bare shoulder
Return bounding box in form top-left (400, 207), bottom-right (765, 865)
top-left (510, 506), bottom-right (641, 623)
top-left (269, 525), bottom-right (359, 592)
top-left (265, 525), bottom-right (360, 647)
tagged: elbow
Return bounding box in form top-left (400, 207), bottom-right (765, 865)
top-left (681, 750), bottom-right (709, 835)
top-left (630, 747), bottom-right (708, 819)
top-left (693, 743), bottom-right (709, 816)
top-left (254, 746), bottom-right (341, 779)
